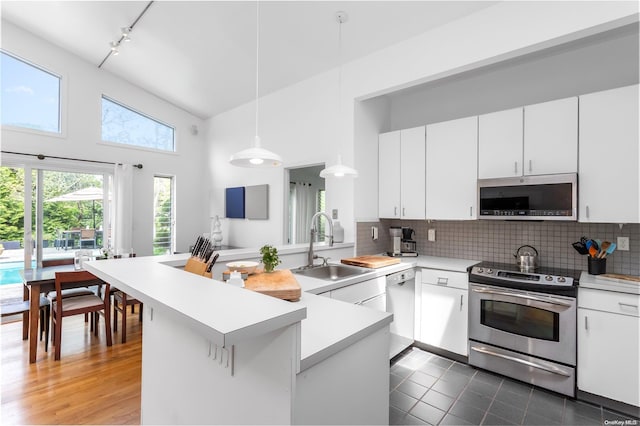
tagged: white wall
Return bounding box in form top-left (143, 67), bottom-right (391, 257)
top-left (387, 25), bottom-right (639, 130)
top-left (1, 20), bottom-right (207, 255)
top-left (206, 1), bottom-right (638, 246)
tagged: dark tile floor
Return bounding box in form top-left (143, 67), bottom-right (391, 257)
top-left (390, 347), bottom-right (639, 425)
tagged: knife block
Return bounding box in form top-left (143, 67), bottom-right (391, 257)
top-left (185, 257), bottom-right (212, 278)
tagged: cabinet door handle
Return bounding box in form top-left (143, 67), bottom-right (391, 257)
top-left (584, 315), bottom-right (588, 330)
top-left (529, 159), bottom-right (532, 172)
top-left (394, 206), bottom-right (397, 216)
top-left (460, 294), bottom-right (464, 311)
top-left (586, 205), bottom-right (589, 218)
top-left (514, 161), bottom-right (518, 174)
top-left (402, 207), bottom-right (406, 216)
top-left (470, 206), bottom-right (473, 217)
top-left (619, 302), bottom-right (639, 310)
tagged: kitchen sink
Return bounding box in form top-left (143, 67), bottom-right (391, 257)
top-left (292, 264), bottom-right (370, 281)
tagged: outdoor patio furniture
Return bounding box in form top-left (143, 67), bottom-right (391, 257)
top-left (80, 229), bottom-right (96, 249)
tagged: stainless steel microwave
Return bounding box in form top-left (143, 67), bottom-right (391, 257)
top-left (478, 173), bottom-right (577, 220)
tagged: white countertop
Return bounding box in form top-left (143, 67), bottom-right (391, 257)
top-left (154, 242), bottom-right (355, 268)
top-left (296, 292), bottom-right (392, 371)
top-left (414, 255), bottom-right (480, 272)
top-left (84, 251), bottom-right (393, 372)
top-left (579, 271), bottom-right (640, 295)
top-left (84, 257), bottom-right (307, 347)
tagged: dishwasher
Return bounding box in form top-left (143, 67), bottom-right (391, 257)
top-left (386, 268), bottom-right (415, 359)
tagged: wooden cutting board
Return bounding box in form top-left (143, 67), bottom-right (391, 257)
top-left (341, 255), bottom-right (401, 269)
top-left (600, 273), bottom-right (640, 283)
top-left (243, 269), bottom-right (301, 301)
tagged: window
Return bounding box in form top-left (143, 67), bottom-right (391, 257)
top-left (153, 176), bottom-right (174, 255)
top-left (1, 51), bottom-right (61, 133)
top-left (101, 96), bottom-right (175, 151)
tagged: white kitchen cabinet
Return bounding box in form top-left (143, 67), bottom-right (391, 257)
top-left (330, 276), bottom-right (386, 309)
top-left (378, 131), bottom-right (401, 218)
top-left (577, 288), bottom-right (640, 407)
top-left (426, 116), bottom-right (478, 220)
top-left (523, 97), bottom-right (578, 175)
top-left (478, 107), bottom-right (523, 179)
top-left (378, 126), bottom-right (426, 219)
top-left (579, 84), bottom-right (639, 223)
top-left (478, 97), bottom-right (578, 179)
top-left (418, 269), bottom-right (468, 356)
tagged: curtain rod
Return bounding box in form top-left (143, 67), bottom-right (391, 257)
top-left (1, 151), bottom-right (143, 169)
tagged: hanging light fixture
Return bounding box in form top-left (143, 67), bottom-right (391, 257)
top-left (319, 11), bottom-right (358, 179)
top-left (230, 1), bottom-right (282, 168)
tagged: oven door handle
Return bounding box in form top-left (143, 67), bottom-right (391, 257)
top-left (470, 346), bottom-right (572, 377)
top-left (471, 287), bottom-right (573, 307)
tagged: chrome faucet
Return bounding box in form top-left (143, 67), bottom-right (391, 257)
top-left (307, 212), bottom-right (334, 267)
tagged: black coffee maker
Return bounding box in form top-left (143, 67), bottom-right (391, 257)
top-left (401, 227), bottom-right (418, 256)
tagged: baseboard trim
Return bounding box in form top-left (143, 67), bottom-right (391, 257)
top-left (577, 390), bottom-right (640, 419)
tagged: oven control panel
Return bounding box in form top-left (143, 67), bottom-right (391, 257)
top-left (471, 266), bottom-right (574, 287)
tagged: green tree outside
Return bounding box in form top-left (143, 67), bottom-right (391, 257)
top-left (0, 167), bottom-right (104, 247)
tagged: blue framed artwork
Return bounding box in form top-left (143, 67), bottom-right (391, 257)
top-left (225, 187), bottom-right (245, 219)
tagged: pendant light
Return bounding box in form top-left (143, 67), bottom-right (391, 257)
top-left (319, 11), bottom-right (358, 179)
top-left (230, 1), bottom-right (282, 168)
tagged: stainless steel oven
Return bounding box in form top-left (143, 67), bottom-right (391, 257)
top-left (468, 264), bottom-right (578, 397)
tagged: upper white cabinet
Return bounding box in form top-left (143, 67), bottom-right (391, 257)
top-left (579, 84), bottom-right (639, 223)
top-left (478, 98), bottom-right (578, 179)
top-left (478, 107), bottom-right (523, 179)
top-left (378, 131), bottom-right (401, 218)
top-left (426, 116), bottom-right (478, 220)
top-left (524, 97), bottom-right (578, 175)
top-left (378, 126), bottom-right (426, 219)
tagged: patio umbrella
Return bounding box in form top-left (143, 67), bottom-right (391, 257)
top-left (46, 187), bottom-right (108, 229)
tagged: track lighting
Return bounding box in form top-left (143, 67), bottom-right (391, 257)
top-left (110, 41), bottom-right (120, 55)
top-left (98, 1), bottom-right (154, 68)
top-left (121, 27), bottom-right (132, 42)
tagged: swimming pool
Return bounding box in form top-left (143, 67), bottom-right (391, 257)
top-left (0, 261), bottom-right (35, 286)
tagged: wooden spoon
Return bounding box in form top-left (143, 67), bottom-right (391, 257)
top-left (598, 241), bottom-right (611, 258)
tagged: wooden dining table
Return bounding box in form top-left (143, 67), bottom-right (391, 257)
top-left (20, 265), bottom-right (104, 363)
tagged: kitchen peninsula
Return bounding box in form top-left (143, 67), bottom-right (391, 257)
top-left (84, 247), bottom-right (393, 425)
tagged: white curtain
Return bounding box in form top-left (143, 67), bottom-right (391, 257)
top-left (292, 182), bottom-right (316, 244)
top-left (112, 164), bottom-right (133, 254)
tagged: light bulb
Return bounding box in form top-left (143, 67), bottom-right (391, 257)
top-left (335, 172), bottom-right (345, 177)
top-left (249, 158), bottom-right (264, 165)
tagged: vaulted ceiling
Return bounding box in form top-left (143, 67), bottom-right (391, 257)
top-left (1, 1), bottom-right (498, 119)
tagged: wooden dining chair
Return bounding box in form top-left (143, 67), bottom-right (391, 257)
top-left (110, 253), bottom-right (142, 344)
top-left (43, 257), bottom-right (96, 325)
top-left (51, 271), bottom-right (112, 361)
top-left (0, 295), bottom-right (51, 352)
top-left (112, 290), bottom-right (142, 343)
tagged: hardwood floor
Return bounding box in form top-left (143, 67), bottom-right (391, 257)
top-left (1, 309), bottom-right (142, 425)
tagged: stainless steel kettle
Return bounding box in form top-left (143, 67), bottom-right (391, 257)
top-left (514, 245), bottom-right (539, 272)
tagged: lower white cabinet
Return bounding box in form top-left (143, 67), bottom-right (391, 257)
top-left (330, 276), bottom-right (386, 309)
top-left (577, 288), bottom-right (640, 407)
top-left (419, 269), bottom-right (468, 356)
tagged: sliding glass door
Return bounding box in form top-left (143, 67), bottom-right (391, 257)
top-left (0, 164), bottom-right (109, 285)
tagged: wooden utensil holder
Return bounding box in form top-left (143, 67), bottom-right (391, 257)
top-left (185, 257), bottom-right (212, 278)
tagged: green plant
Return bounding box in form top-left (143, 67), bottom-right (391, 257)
top-left (260, 244), bottom-right (281, 273)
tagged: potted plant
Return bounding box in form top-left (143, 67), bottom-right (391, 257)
top-left (260, 245), bottom-right (281, 273)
